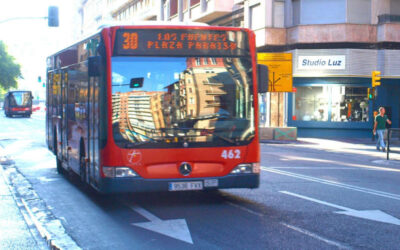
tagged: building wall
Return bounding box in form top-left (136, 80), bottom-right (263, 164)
top-left (299, 0), bottom-right (347, 25)
top-left (78, 0), bottom-right (400, 138)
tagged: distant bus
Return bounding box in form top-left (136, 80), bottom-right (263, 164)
top-left (46, 23), bottom-right (268, 193)
top-left (4, 90), bottom-right (33, 118)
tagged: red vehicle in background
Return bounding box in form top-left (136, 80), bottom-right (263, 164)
top-left (32, 100), bottom-right (46, 112)
top-left (46, 24), bottom-right (268, 193)
top-left (4, 90), bottom-right (33, 118)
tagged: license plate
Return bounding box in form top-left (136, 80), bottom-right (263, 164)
top-left (169, 181), bottom-right (203, 191)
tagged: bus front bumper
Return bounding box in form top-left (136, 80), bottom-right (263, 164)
top-left (97, 173), bottom-right (259, 193)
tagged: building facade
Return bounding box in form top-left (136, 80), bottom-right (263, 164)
top-left (79, 0), bottom-right (400, 138)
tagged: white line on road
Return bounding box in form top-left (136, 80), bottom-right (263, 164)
top-left (130, 205), bottom-right (162, 222)
top-left (128, 204), bottom-right (193, 244)
top-left (280, 223), bottom-right (351, 249)
top-left (271, 167), bottom-right (368, 170)
top-left (280, 191), bottom-right (352, 211)
top-left (280, 191), bottom-right (400, 226)
top-left (263, 154), bottom-right (400, 172)
top-left (262, 167), bottom-right (400, 201)
top-left (226, 201), bottom-right (350, 249)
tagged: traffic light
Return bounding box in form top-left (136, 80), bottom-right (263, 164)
top-left (48, 6), bottom-right (59, 27)
top-left (372, 71), bottom-right (381, 87)
top-left (368, 87), bottom-right (375, 100)
top-left (38, 76), bottom-right (42, 82)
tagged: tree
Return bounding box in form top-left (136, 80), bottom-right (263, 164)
top-left (0, 41), bottom-right (22, 91)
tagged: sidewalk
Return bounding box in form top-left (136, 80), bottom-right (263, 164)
top-left (0, 165), bottom-right (46, 249)
top-left (0, 146), bottom-right (81, 250)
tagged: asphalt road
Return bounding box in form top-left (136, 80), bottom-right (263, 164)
top-left (1, 112), bottom-right (400, 249)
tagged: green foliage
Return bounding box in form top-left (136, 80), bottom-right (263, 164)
top-left (0, 41), bottom-right (22, 91)
top-left (0, 86), bottom-right (6, 101)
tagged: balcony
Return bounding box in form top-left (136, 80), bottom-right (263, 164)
top-left (378, 14), bottom-right (400, 24)
top-left (110, 0), bottom-right (158, 21)
top-left (377, 15), bottom-right (400, 43)
top-left (377, 23), bottom-right (400, 42)
top-left (286, 24), bottom-right (376, 45)
top-left (254, 28), bottom-right (286, 47)
top-left (190, 0), bottom-right (235, 23)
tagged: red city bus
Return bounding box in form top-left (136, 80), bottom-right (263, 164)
top-left (46, 24), bottom-right (268, 193)
top-left (4, 90), bottom-right (33, 118)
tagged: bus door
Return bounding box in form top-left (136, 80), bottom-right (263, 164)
top-left (61, 71), bottom-right (69, 163)
top-left (53, 71), bottom-right (62, 157)
top-left (88, 74), bottom-right (99, 183)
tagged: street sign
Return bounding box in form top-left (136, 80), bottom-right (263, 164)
top-left (257, 53), bottom-right (293, 92)
top-left (372, 71), bottom-right (381, 87)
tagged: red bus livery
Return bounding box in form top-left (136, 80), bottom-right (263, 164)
top-left (46, 24), bottom-right (268, 193)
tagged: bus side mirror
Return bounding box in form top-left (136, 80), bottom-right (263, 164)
top-left (257, 64), bottom-right (269, 93)
top-left (88, 56), bottom-right (101, 77)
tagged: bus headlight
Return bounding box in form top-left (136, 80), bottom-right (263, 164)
top-left (103, 167), bottom-right (138, 178)
top-left (230, 163), bottom-right (260, 174)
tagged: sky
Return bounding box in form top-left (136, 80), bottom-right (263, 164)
top-left (0, 0), bottom-right (81, 99)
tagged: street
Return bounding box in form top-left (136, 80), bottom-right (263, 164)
top-left (1, 112), bottom-right (400, 249)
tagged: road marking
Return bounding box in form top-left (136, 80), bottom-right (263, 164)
top-left (225, 201), bottom-right (264, 217)
top-left (225, 201), bottom-right (349, 248)
top-left (280, 223), bottom-right (351, 249)
top-left (262, 154), bottom-right (400, 172)
top-left (262, 167), bottom-right (400, 201)
top-left (128, 205), bottom-right (193, 244)
top-left (281, 191), bottom-right (400, 226)
top-left (271, 167), bottom-right (368, 170)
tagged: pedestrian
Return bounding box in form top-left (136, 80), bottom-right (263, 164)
top-left (373, 107), bottom-right (392, 152)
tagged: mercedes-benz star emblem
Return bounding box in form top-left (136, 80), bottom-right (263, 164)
top-left (179, 162), bottom-right (192, 176)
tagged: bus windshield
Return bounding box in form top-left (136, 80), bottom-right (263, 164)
top-left (9, 92), bottom-right (32, 106)
top-left (111, 56), bottom-right (254, 148)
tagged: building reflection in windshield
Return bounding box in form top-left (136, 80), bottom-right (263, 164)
top-left (111, 56), bottom-right (253, 147)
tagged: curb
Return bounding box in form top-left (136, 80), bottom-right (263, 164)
top-left (1, 161), bottom-right (81, 250)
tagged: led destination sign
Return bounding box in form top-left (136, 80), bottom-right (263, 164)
top-left (114, 29), bottom-right (249, 57)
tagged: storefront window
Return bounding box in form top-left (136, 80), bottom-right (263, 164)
top-left (331, 86), bottom-right (369, 122)
top-left (293, 86), bottom-right (329, 121)
top-left (293, 86), bottom-right (369, 122)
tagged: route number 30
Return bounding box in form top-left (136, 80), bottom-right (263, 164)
top-left (221, 149), bottom-right (241, 159)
